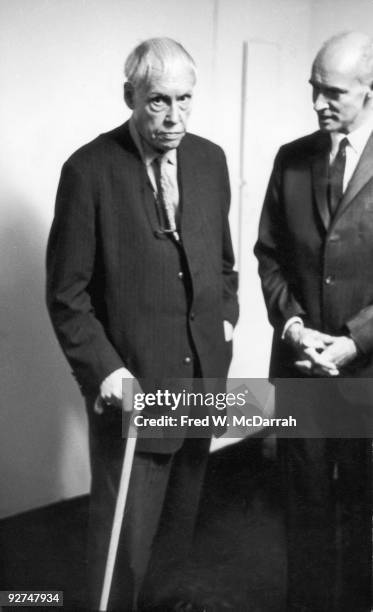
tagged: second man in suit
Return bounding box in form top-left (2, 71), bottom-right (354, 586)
top-left (255, 31), bottom-right (373, 612)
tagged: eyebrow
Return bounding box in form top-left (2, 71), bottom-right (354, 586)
top-left (308, 79), bottom-right (348, 94)
top-left (148, 91), bottom-right (193, 96)
top-left (148, 92), bottom-right (193, 101)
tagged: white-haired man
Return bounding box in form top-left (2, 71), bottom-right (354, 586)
top-left (255, 31), bottom-right (373, 611)
top-left (47, 38), bottom-right (238, 611)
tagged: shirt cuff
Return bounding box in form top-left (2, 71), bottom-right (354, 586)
top-left (281, 316), bottom-right (304, 340)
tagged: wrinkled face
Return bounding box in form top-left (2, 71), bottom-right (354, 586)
top-left (126, 62), bottom-right (195, 151)
top-left (310, 55), bottom-right (372, 133)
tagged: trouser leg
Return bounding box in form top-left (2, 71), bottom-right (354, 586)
top-left (279, 437), bottom-right (372, 612)
top-left (139, 436), bottom-right (211, 609)
top-left (278, 438), bottom-right (336, 612)
top-left (87, 407), bottom-right (172, 612)
top-left (334, 439), bottom-right (371, 612)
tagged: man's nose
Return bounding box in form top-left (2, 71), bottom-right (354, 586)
top-left (313, 92), bottom-right (329, 112)
top-left (165, 101), bottom-right (180, 123)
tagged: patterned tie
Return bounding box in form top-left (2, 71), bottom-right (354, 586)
top-left (328, 137), bottom-right (349, 217)
top-left (153, 155), bottom-right (178, 234)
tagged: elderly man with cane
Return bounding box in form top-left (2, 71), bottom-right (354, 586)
top-left (46, 37), bottom-right (238, 611)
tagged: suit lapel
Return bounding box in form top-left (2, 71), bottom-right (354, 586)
top-left (177, 137), bottom-right (202, 236)
top-left (141, 168), bottom-right (162, 236)
top-left (310, 132), bottom-right (331, 231)
top-left (115, 122), bottom-right (164, 236)
top-left (334, 130), bottom-right (373, 220)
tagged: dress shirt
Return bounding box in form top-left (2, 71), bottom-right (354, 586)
top-left (129, 118), bottom-right (179, 222)
top-left (330, 117), bottom-right (373, 192)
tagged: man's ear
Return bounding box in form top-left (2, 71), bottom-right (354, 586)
top-left (124, 82), bottom-right (135, 109)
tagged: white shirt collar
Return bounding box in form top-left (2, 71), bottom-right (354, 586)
top-left (330, 116), bottom-right (373, 157)
top-left (129, 118), bottom-right (177, 167)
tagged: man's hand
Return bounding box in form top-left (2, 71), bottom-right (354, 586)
top-left (318, 335), bottom-right (358, 370)
top-left (294, 346), bottom-right (340, 377)
top-left (285, 322), bottom-right (339, 376)
top-left (94, 366), bottom-right (133, 414)
top-left (285, 322), bottom-right (332, 351)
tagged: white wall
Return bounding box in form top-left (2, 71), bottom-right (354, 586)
top-left (309, 0), bottom-right (373, 54)
top-left (213, 0), bottom-right (315, 378)
top-left (2, 0), bottom-right (372, 517)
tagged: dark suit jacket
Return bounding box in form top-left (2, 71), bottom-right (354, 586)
top-left (254, 129), bottom-right (373, 380)
top-left (46, 122), bottom-right (239, 451)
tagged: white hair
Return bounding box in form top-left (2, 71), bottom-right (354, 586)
top-left (125, 37), bottom-right (197, 90)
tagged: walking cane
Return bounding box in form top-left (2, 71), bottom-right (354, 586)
top-left (98, 378), bottom-right (138, 612)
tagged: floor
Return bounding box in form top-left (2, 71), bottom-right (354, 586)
top-left (0, 437), bottom-right (286, 612)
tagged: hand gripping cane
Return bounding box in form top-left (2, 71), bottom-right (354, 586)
top-left (99, 378), bottom-right (137, 612)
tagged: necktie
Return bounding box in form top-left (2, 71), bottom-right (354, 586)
top-left (328, 137), bottom-right (349, 217)
top-left (153, 156), bottom-right (178, 234)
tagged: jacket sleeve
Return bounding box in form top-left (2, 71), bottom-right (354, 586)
top-left (219, 150), bottom-right (239, 327)
top-left (346, 306), bottom-right (373, 354)
top-left (46, 160), bottom-right (124, 395)
top-left (254, 149), bottom-right (306, 331)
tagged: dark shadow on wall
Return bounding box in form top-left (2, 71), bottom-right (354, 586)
top-left (0, 200), bottom-right (89, 518)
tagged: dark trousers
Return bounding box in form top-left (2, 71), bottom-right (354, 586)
top-left (278, 437), bottom-right (372, 612)
top-left (87, 405), bottom-right (210, 611)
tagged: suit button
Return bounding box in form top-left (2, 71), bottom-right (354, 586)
top-left (178, 271), bottom-right (184, 280)
top-left (183, 356), bottom-right (192, 365)
top-left (190, 312), bottom-right (195, 321)
top-left (325, 275), bottom-right (334, 285)
top-left (329, 234), bottom-right (339, 242)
